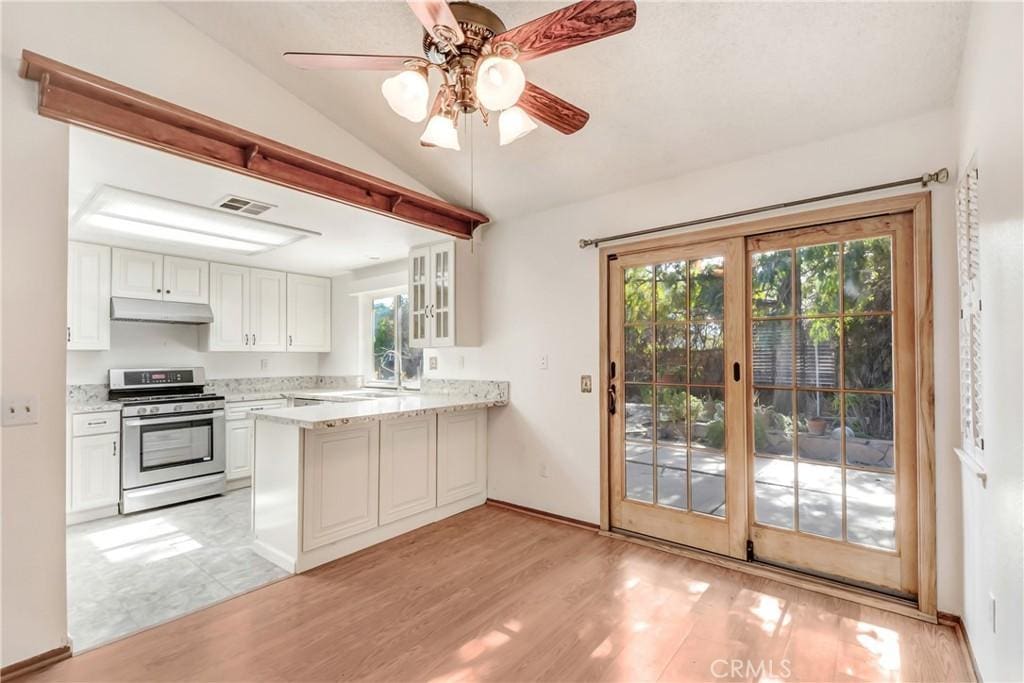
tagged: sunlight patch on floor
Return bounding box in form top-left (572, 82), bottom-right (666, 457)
top-left (87, 518), bottom-right (178, 550)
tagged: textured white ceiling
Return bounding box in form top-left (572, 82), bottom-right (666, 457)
top-left (165, 1), bottom-right (969, 219)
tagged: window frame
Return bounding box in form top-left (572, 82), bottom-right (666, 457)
top-left (366, 291), bottom-right (422, 391)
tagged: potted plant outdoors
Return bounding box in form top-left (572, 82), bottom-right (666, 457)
top-left (807, 415), bottom-right (829, 436)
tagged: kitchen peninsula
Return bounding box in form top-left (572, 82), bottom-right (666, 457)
top-left (250, 384), bottom-right (508, 573)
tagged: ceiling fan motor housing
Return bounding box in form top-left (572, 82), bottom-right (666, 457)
top-left (422, 1), bottom-right (508, 113)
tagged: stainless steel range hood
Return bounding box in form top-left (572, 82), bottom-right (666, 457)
top-left (110, 297), bottom-right (214, 325)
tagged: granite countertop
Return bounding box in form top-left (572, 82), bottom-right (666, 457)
top-left (253, 393), bottom-right (507, 430)
top-left (68, 400), bottom-right (122, 414)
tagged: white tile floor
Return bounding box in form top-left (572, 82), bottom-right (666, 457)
top-left (66, 488), bottom-right (289, 652)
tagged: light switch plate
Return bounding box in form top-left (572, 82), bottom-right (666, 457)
top-left (3, 393), bottom-right (39, 426)
top-left (540, 355), bottom-right (549, 370)
top-left (429, 356), bottom-right (438, 371)
top-left (581, 375), bottom-right (592, 393)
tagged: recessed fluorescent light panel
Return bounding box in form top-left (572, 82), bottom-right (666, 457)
top-left (74, 186), bottom-right (320, 254)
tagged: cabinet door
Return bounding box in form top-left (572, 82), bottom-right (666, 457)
top-left (250, 269), bottom-right (287, 352)
top-left (437, 410), bottom-right (487, 506)
top-left (111, 248), bottom-right (163, 301)
top-left (287, 273), bottom-right (331, 352)
top-left (379, 416), bottom-right (437, 525)
top-left (226, 419), bottom-right (255, 481)
top-left (163, 256), bottom-right (209, 304)
top-left (303, 423), bottom-right (380, 550)
top-left (67, 242), bottom-right (111, 350)
top-left (208, 263), bottom-right (250, 351)
top-left (408, 247), bottom-right (430, 349)
top-left (70, 433), bottom-right (120, 511)
top-left (430, 242), bottom-right (455, 347)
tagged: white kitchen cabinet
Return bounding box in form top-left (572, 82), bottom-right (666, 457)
top-left (409, 240), bottom-right (478, 348)
top-left (67, 242), bottom-right (111, 350)
top-left (205, 263), bottom-right (250, 351)
top-left (69, 430), bottom-right (120, 514)
top-left (111, 248), bottom-right (164, 300)
top-left (287, 273), bottom-right (331, 352)
top-left (250, 269), bottom-right (288, 352)
top-left (379, 415), bottom-right (437, 525)
top-left (437, 409), bottom-right (487, 506)
top-left (226, 419), bottom-right (255, 481)
top-left (162, 255), bottom-right (209, 304)
top-left (303, 422), bottom-right (379, 550)
top-left (112, 248), bottom-right (210, 304)
top-left (225, 398), bottom-right (287, 483)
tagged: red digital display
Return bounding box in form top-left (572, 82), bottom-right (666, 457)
top-left (151, 373), bottom-right (166, 380)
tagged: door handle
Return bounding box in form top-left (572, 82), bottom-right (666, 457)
top-left (733, 362), bottom-right (741, 382)
top-left (608, 383), bottom-right (617, 415)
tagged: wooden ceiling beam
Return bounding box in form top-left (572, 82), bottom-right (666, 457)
top-left (19, 50), bottom-right (488, 239)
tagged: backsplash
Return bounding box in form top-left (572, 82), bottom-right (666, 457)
top-left (420, 378), bottom-right (510, 402)
top-left (67, 384), bottom-right (111, 408)
top-left (204, 375), bottom-right (361, 397)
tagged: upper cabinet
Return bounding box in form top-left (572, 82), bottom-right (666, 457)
top-left (67, 242), bottom-right (111, 350)
top-left (163, 256), bottom-right (210, 304)
top-left (206, 263), bottom-right (250, 351)
top-left (112, 248), bottom-right (162, 301)
top-left (111, 248), bottom-right (208, 304)
top-left (409, 240), bottom-right (479, 348)
top-left (204, 265), bottom-right (304, 352)
top-left (287, 273), bottom-right (331, 352)
top-left (250, 269), bottom-right (288, 352)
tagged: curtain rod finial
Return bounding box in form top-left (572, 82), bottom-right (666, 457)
top-left (923, 168), bottom-right (950, 186)
top-left (579, 238), bottom-right (595, 249)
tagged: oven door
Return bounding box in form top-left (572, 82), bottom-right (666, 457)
top-left (122, 410), bottom-right (226, 489)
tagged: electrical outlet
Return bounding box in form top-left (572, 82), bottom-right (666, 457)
top-left (260, 358), bottom-right (270, 371)
top-left (2, 394), bottom-right (39, 427)
top-left (429, 356), bottom-right (438, 371)
top-left (581, 375), bottom-right (592, 393)
top-left (990, 592), bottom-right (997, 633)
top-left (540, 463), bottom-right (549, 478)
top-left (540, 354), bottom-right (549, 370)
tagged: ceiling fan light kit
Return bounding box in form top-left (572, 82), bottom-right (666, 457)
top-left (381, 67), bottom-right (430, 122)
top-left (498, 105), bottom-right (537, 146)
top-left (284, 0), bottom-right (637, 149)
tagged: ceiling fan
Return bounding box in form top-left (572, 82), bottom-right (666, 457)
top-left (283, 0), bottom-right (637, 150)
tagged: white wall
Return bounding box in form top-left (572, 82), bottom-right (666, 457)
top-left (953, 4), bottom-right (1023, 682)
top-left (431, 107), bottom-right (965, 614)
top-left (66, 323), bottom-right (320, 385)
top-left (0, 1), bottom-right (438, 666)
top-left (320, 260), bottom-right (408, 381)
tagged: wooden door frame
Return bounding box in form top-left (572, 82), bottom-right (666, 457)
top-left (598, 191), bottom-right (936, 618)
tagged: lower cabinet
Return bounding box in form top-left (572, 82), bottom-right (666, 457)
top-left (70, 432), bottom-right (120, 513)
top-left (303, 422), bottom-right (380, 551)
top-left (379, 415), bottom-right (437, 525)
top-left (437, 410), bottom-right (488, 506)
top-left (226, 419), bottom-right (255, 481)
top-left (226, 399), bottom-right (288, 483)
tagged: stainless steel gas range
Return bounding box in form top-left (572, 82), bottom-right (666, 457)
top-left (109, 367), bottom-right (226, 514)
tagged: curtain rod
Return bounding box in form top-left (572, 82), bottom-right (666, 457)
top-left (578, 168), bottom-right (949, 249)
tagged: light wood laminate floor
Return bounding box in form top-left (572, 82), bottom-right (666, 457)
top-left (31, 505), bottom-right (971, 682)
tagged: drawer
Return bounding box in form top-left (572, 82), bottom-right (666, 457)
top-left (72, 411), bottom-right (120, 436)
top-left (226, 399), bottom-right (287, 421)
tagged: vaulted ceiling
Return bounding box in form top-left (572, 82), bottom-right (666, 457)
top-left (166, 1), bottom-right (969, 219)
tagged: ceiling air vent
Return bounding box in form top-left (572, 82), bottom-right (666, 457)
top-left (215, 195), bottom-right (276, 217)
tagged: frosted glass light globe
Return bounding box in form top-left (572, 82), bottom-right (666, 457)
top-left (381, 69), bottom-right (429, 123)
top-left (475, 55), bottom-right (526, 111)
top-left (498, 106), bottom-right (538, 145)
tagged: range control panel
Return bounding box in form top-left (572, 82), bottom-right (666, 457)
top-left (123, 369), bottom-right (194, 386)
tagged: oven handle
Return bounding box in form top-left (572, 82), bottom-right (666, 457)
top-left (123, 410), bottom-right (224, 427)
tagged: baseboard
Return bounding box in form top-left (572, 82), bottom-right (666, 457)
top-left (1, 646), bottom-right (71, 681)
top-left (225, 477), bottom-right (251, 492)
top-left (66, 505), bottom-right (118, 526)
top-left (938, 612), bottom-right (982, 683)
top-left (486, 498), bottom-right (599, 531)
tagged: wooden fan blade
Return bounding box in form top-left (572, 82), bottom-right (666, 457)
top-left (517, 82), bottom-right (590, 134)
top-left (492, 0), bottom-right (637, 62)
top-left (407, 0), bottom-right (465, 46)
top-left (283, 52), bottom-right (421, 71)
